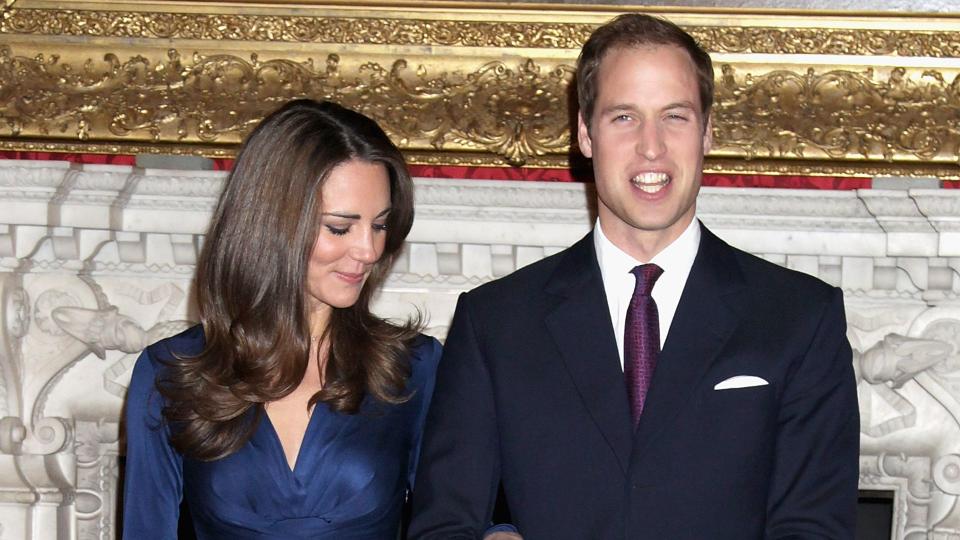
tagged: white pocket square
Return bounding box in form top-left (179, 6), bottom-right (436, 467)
top-left (714, 375), bottom-right (768, 390)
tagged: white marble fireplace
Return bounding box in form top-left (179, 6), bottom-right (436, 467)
top-left (0, 159), bottom-right (958, 539)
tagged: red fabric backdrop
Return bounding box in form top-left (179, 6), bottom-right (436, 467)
top-left (4, 151), bottom-right (957, 189)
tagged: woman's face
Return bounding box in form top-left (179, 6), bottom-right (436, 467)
top-left (306, 159), bottom-right (391, 322)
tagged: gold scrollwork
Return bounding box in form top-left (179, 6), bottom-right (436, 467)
top-left (4, 8), bottom-right (960, 58)
top-left (2, 41), bottom-right (960, 168)
top-left (1, 8), bottom-right (591, 49)
top-left (2, 3), bottom-right (960, 177)
top-left (690, 27), bottom-right (960, 58)
top-left (713, 64), bottom-right (960, 163)
top-left (0, 46), bottom-right (572, 166)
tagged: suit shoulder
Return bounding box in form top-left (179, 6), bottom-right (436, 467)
top-left (729, 245), bottom-right (837, 302)
top-left (461, 244), bottom-right (572, 304)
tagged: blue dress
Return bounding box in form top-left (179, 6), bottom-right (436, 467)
top-left (122, 325), bottom-right (441, 539)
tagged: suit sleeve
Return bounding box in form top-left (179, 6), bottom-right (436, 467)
top-left (766, 287), bottom-right (859, 539)
top-left (122, 348), bottom-right (183, 539)
top-left (408, 293), bottom-right (502, 539)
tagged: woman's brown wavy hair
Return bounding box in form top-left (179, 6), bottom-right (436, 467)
top-left (159, 99), bottom-right (420, 461)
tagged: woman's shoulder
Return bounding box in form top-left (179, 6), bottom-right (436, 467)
top-left (409, 333), bottom-right (441, 363)
top-left (134, 324), bottom-right (205, 377)
top-left (406, 333), bottom-right (442, 384)
top-left (127, 325), bottom-right (204, 412)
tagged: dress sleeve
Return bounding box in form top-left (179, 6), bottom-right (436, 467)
top-left (122, 347), bottom-right (184, 539)
top-left (407, 335), bottom-right (443, 491)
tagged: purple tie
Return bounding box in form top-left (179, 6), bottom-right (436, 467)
top-left (624, 263), bottom-right (663, 428)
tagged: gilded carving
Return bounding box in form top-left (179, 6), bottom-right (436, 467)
top-left (412, 59), bottom-right (573, 165)
top-left (2, 3), bottom-right (960, 174)
top-left (4, 8), bottom-right (960, 59)
top-left (1, 9), bottom-right (592, 49)
top-left (0, 47), bottom-right (573, 166)
top-left (690, 27), bottom-right (960, 58)
top-left (4, 43), bottom-right (960, 168)
top-left (713, 65), bottom-right (960, 162)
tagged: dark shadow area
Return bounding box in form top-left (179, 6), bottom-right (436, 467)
top-left (566, 70), bottom-right (599, 225)
top-left (178, 500), bottom-right (199, 540)
top-left (491, 483), bottom-right (513, 528)
top-left (116, 455), bottom-right (125, 536)
top-left (857, 489), bottom-right (893, 540)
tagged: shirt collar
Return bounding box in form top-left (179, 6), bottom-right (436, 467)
top-left (594, 216), bottom-right (701, 282)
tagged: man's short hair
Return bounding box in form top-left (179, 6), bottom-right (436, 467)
top-left (576, 13), bottom-right (714, 128)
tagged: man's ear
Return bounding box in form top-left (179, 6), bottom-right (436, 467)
top-left (577, 112), bottom-right (593, 159)
top-left (702, 114), bottom-right (713, 155)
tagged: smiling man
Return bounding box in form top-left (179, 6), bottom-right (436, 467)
top-left (410, 14), bottom-right (859, 540)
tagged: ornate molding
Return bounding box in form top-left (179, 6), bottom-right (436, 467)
top-left (1, 9), bottom-right (595, 49)
top-left (4, 7), bottom-right (960, 58)
top-left (415, 181), bottom-right (591, 210)
top-left (851, 309), bottom-right (960, 538)
top-left (692, 27), bottom-right (960, 57)
top-left (2, 3), bottom-right (960, 174)
top-left (712, 65), bottom-right (960, 163)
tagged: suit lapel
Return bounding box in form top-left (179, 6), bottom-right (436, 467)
top-left (544, 233), bottom-right (634, 474)
top-left (632, 225), bottom-right (747, 461)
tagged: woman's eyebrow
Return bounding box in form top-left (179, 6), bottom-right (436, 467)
top-left (321, 207), bottom-right (392, 219)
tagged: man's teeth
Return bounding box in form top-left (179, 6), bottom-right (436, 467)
top-left (631, 172), bottom-right (670, 193)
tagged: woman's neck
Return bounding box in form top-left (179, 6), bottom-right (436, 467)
top-left (308, 304), bottom-right (331, 341)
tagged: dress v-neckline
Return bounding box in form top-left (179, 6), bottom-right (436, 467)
top-left (262, 405), bottom-right (320, 475)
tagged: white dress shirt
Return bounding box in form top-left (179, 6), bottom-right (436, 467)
top-left (594, 217), bottom-right (701, 369)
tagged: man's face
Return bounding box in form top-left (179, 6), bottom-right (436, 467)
top-left (578, 44), bottom-right (712, 259)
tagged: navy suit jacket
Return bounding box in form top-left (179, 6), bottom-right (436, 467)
top-left (409, 224), bottom-right (859, 539)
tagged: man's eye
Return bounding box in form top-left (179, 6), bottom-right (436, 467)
top-left (326, 225), bottom-right (349, 236)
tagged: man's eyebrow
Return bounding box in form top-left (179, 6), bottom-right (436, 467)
top-left (598, 104), bottom-right (637, 115)
top-left (663, 101), bottom-right (697, 111)
top-left (598, 102), bottom-right (698, 115)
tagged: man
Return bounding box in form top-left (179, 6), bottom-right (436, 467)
top-left (410, 13), bottom-right (859, 540)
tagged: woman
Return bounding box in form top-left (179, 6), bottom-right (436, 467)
top-left (122, 99), bottom-right (440, 538)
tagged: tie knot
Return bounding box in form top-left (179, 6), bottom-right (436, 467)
top-left (630, 263), bottom-right (663, 297)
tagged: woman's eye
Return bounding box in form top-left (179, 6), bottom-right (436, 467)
top-left (373, 223), bottom-right (388, 232)
top-left (326, 225), bottom-right (349, 236)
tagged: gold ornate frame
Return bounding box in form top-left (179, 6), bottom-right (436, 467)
top-left (2, 1), bottom-right (960, 178)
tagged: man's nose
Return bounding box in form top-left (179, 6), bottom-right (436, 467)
top-left (636, 122), bottom-right (666, 160)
